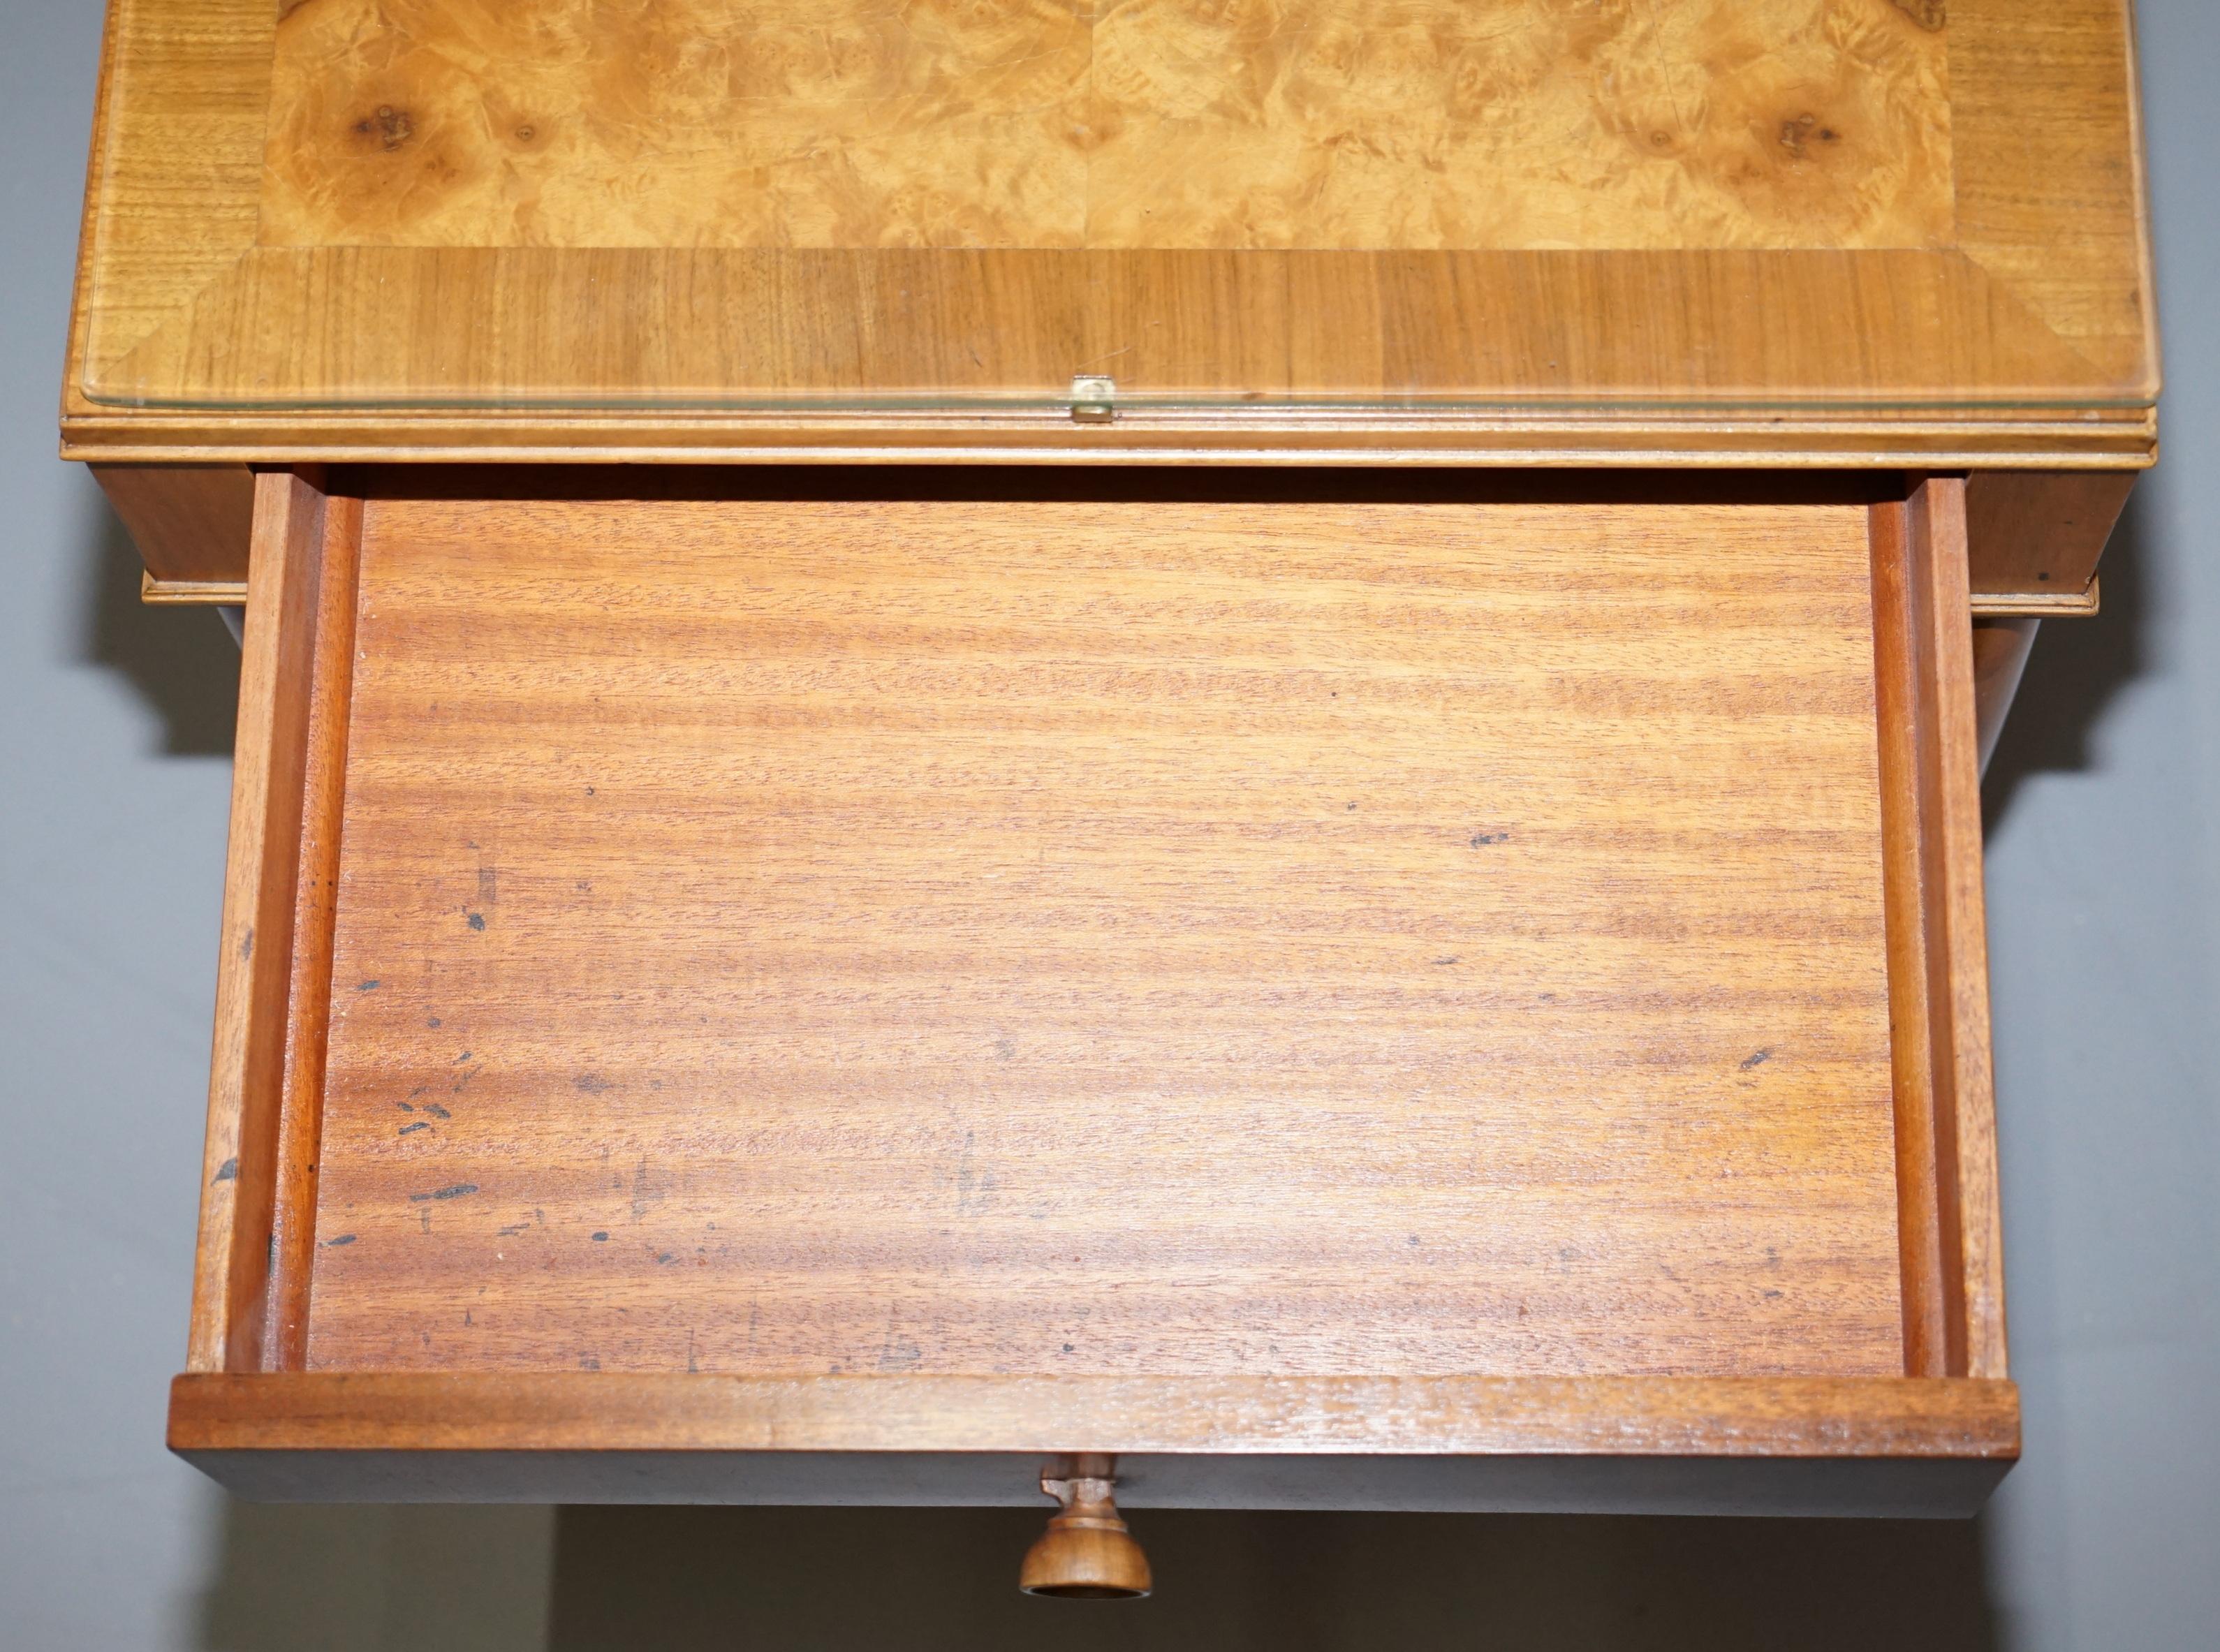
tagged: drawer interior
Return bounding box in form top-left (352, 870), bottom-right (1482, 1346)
top-left (329, 485), bottom-right (1904, 1380)
top-left (175, 470), bottom-right (2008, 1506)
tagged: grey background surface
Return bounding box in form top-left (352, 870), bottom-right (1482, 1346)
top-left (3, 2), bottom-right (2212, 1646)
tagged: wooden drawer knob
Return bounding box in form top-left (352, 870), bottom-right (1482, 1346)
top-left (1019, 1454), bottom-right (1152, 1600)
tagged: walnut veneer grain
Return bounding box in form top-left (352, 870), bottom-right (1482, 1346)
top-left (261, 0), bottom-right (1953, 256)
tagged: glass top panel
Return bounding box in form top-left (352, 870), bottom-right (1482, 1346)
top-left (75, 0), bottom-right (2154, 415)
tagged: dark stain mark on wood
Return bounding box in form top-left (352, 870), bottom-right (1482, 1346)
top-left (1740, 1048), bottom-right (1774, 1070)
top-left (422, 1102), bottom-right (452, 1119)
top-left (239, 928), bottom-right (253, 962)
top-left (497, 1221), bottom-right (531, 1237)
top-left (1777, 113), bottom-right (1842, 161)
top-left (409, 1183), bottom-right (480, 1203)
top-left (397, 1101), bottom-right (414, 1112)
top-left (322, 1234), bottom-right (357, 1247)
top-left (212, 1158), bottom-right (239, 1183)
top-left (357, 980), bottom-right (381, 992)
top-left (1433, 955), bottom-right (1460, 966)
top-left (955, 1130), bottom-right (997, 1214)
top-left (573, 1073), bottom-right (612, 1093)
top-left (466, 913), bottom-right (486, 931)
top-left (427, 1017), bottom-right (441, 1028)
top-left (454, 1051), bottom-right (473, 1064)
top-left (1763, 1288), bottom-right (1786, 1299)
top-left (631, 1159), bottom-right (668, 1223)
top-left (353, 105), bottom-right (416, 152)
top-left (398, 1121), bottom-right (429, 1136)
top-left (408, 1084), bottom-right (429, 1098)
top-left (578, 1354), bottom-right (601, 1371)
top-left (591, 1231), bottom-right (609, 1241)
top-left (1470, 832), bottom-right (1509, 847)
top-left (478, 866), bottom-right (499, 904)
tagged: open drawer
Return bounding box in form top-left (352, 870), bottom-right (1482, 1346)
top-left (170, 469), bottom-right (2012, 1516)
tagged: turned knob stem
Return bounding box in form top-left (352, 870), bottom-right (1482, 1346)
top-left (1018, 1453), bottom-right (1152, 1599)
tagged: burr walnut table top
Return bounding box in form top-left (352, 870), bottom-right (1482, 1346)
top-left (66, 0), bottom-right (2155, 465)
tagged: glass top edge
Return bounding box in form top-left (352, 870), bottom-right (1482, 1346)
top-left (72, 388), bottom-right (2159, 418)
